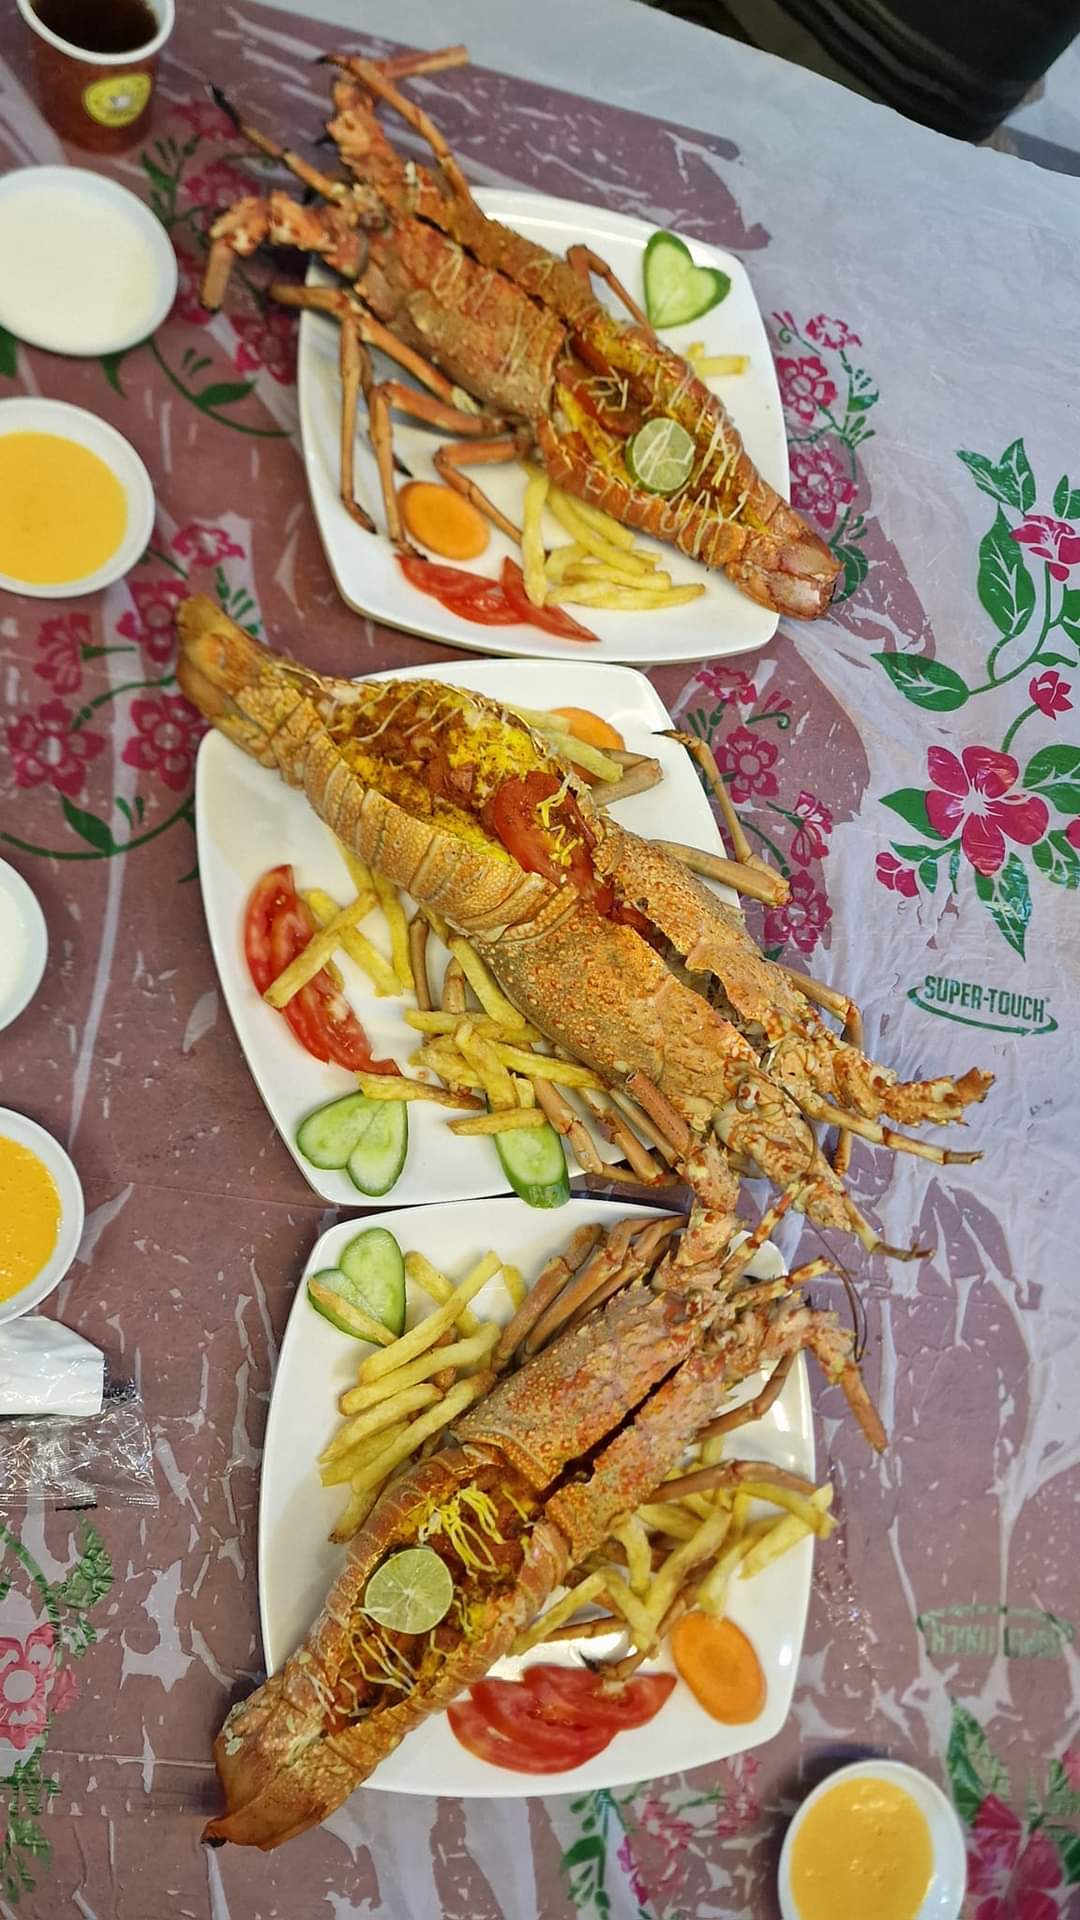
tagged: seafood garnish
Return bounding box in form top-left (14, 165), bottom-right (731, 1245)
top-left (199, 48), bottom-right (840, 619)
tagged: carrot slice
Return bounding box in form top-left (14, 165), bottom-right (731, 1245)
top-left (399, 482), bottom-right (490, 560)
top-left (549, 706), bottom-right (625, 751)
top-left (670, 1613), bottom-right (766, 1724)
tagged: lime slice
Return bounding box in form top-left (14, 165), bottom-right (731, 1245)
top-left (363, 1548), bottom-right (454, 1633)
top-left (625, 417), bottom-right (695, 496)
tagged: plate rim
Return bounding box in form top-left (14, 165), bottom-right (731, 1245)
top-left (297, 186), bottom-right (785, 663)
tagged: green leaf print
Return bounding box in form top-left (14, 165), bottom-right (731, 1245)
top-left (834, 541), bottom-right (869, 600)
top-left (880, 789), bottom-right (943, 838)
top-left (946, 1699), bottom-right (1010, 1821)
top-left (974, 853), bottom-right (1031, 959)
top-left (1046, 1757), bottom-right (1080, 1821)
top-left (1033, 832), bottom-right (1080, 889)
top-left (957, 438), bottom-right (1036, 514)
top-left (1051, 1828), bottom-right (1080, 1886)
top-left (873, 653), bottom-right (969, 711)
top-left (1051, 475), bottom-right (1080, 519)
top-left (194, 379), bottom-right (258, 412)
top-left (1024, 743), bottom-right (1080, 814)
top-left (978, 509), bottom-right (1035, 641)
top-left (60, 799), bottom-right (118, 856)
top-left (0, 326), bottom-right (16, 379)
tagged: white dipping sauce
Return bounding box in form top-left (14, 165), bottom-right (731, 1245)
top-left (0, 861), bottom-right (47, 1030)
top-left (0, 169), bottom-right (177, 357)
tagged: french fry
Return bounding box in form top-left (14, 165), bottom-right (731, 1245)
top-left (489, 1043), bottom-right (604, 1088)
top-left (500, 1263), bottom-right (526, 1310)
top-left (455, 1022), bottom-right (518, 1110)
top-left (373, 873), bottom-right (413, 992)
top-left (306, 1280), bottom-right (397, 1347)
top-left (565, 560), bottom-right (674, 592)
top-left (643, 1507), bottom-right (732, 1628)
top-left (406, 1009), bottom-right (541, 1044)
top-left (521, 465), bottom-right (550, 606)
top-left (361, 1252), bottom-right (503, 1381)
top-left (612, 1517), bottom-right (652, 1598)
top-left (449, 1109), bottom-right (550, 1136)
top-left (319, 1384), bottom-right (441, 1465)
top-left (410, 1043), bottom-right (482, 1089)
top-left (552, 582), bottom-right (706, 611)
top-left (408, 913), bottom-right (433, 1012)
top-left (514, 1077), bottom-right (535, 1108)
top-left (319, 1420), bottom-right (410, 1487)
top-left (739, 1488), bottom-right (834, 1578)
top-left (349, 1378), bottom-right (486, 1491)
top-left (636, 1501), bottom-right (700, 1541)
top-left (441, 955), bottom-right (467, 1013)
top-left (695, 1518), bottom-right (775, 1616)
top-left (447, 939), bottom-right (531, 1033)
top-left (329, 1482), bottom-right (381, 1543)
top-left (513, 1571), bottom-right (607, 1655)
top-left (340, 1324), bottom-right (499, 1412)
top-left (337, 841), bottom-right (375, 896)
top-left (354, 1071), bottom-right (481, 1110)
top-left (264, 895), bottom-right (376, 1007)
top-left (548, 490), bottom-right (653, 573)
top-left (602, 1574), bottom-right (657, 1649)
top-left (543, 541), bottom-right (588, 581)
top-left (304, 886), bottom-right (398, 997)
top-left (686, 344), bottom-right (749, 377)
top-left (736, 1479), bottom-right (836, 1538)
top-left (555, 489), bottom-right (636, 549)
top-left (404, 1250), bottom-right (482, 1337)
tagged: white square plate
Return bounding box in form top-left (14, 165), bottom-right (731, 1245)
top-left (298, 189), bottom-right (787, 663)
top-left (259, 1196), bottom-right (814, 1796)
top-left (194, 657), bottom-right (734, 1207)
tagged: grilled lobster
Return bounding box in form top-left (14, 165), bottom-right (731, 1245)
top-left (198, 48), bottom-right (841, 619)
top-left (205, 1218), bottom-right (876, 1849)
top-left (177, 596), bottom-right (991, 1262)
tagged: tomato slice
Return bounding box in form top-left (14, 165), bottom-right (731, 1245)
top-left (243, 866), bottom-right (398, 1074)
top-left (449, 1690), bottom-right (611, 1773)
top-left (500, 559), bottom-right (598, 644)
top-left (397, 554), bottom-right (521, 625)
top-left (522, 1665), bottom-right (676, 1731)
top-left (483, 773), bottom-right (613, 913)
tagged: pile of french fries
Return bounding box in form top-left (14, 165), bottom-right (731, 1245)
top-left (265, 826), bottom-right (679, 1188)
top-left (521, 469), bottom-right (707, 615)
top-left (317, 1216), bottom-right (833, 1678)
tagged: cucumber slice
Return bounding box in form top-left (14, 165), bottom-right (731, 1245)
top-left (339, 1228), bottom-right (407, 1337)
top-left (307, 1270), bottom-right (397, 1343)
top-left (347, 1100), bottom-right (408, 1197)
top-left (297, 1092), bottom-right (378, 1170)
top-left (643, 231), bottom-right (731, 330)
top-left (495, 1119), bottom-right (570, 1209)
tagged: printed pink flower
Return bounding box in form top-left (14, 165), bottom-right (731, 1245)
top-left (232, 306), bottom-right (298, 386)
top-left (7, 699), bottom-right (105, 797)
top-left (1029, 669), bottom-right (1072, 718)
top-left (776, 354), bottom-right (836, 425)
top-left (967, 1794), bottom-right (1023, 1894)
top-left (789, 441), bottom-right (856, 529)
top-left (122, 693), bottom-right (204, 791)
top-left (634, 1795), bottom-right (697, 1892)
top-left (715, 1753), bottom-right (761, 1835)
top-left (616, 1834), bottom-right (648, 1907)
top-left (1012, 516), bottom-right (1080, 582)
top-left (172, 251), bottom-right (213, 328)
top-left (805, 314), bottom-right (862, 351)
top-left (0, 1625), bottom-right (69, 1751)
top-left (876, 851), bottom-right (918, 897)
top-left (34, 613), bottom-right (89, 695)
top-left (1062, 1746), bottom-right (1080, 1791)
top-left (697, 663), bottom-right (756, 706)
top-left (763, 870), bottom-right (832, 954)
top-left (974, 1825), bottom-right (1063, 1920)
top-left (184, 157), bottom-right (257, 209)
top-left (925, 745), bottom-right (1049, 877)
top-left (717, 726), bottom-right (779, 802)
top-left (1067, 820), bottom-right (1080, 851)
top-left (172, 523), bottom-right (244, 565)
top-left (173, 98), bottom-right (235, 139)
top-left (791, 790), bottom-right (833, 864)
top-left (117, 578), bottom-right (188, 666)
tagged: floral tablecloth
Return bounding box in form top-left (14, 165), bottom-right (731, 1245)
top-left (1, 3), bottom-right (1079, 1915)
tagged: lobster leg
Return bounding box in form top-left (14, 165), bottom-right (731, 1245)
top-left (566, 243), bottom-right (652, 333)
top-left (368, 381), bottom-right (501, 548)
top-left (330, 54), bottom-right (476, 206)
top-left (338, 316), bottom-right (376, 532)
top-left (270, 280), bottom-right (491, 413)
top-left (434, 435), bottom-right (526, 543)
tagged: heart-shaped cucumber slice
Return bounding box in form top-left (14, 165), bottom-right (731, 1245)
top-left (643, 231), bottom-right (731, 329)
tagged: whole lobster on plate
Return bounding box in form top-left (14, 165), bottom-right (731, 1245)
top-left (198, 46), bottom-right (841, 619)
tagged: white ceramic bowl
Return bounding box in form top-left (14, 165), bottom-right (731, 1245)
top-left (778, 1759), bottom-right (967, 1920)
top-left (0, 1110), bottom-right (84, 1325)
top-left (0, 165), bottom-right (177, 358)
top-left (0, 860), bottom-right (47, 1031)
top-left (0, 396), bottom-right (155, 599)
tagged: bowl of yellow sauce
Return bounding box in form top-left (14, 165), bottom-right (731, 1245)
top-left (0, 396), bottom-right (154, 598)
top-left (0, 1109), bottom-right (84, 1323)
top-left (779, 1759), bottom-right (966, 1920)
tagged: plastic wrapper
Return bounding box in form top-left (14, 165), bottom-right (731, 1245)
top-left (0, 1376), bottom-right (158, 1510)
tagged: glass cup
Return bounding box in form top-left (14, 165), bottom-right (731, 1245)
top-left (15, 0), bottom-right (175, 154)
